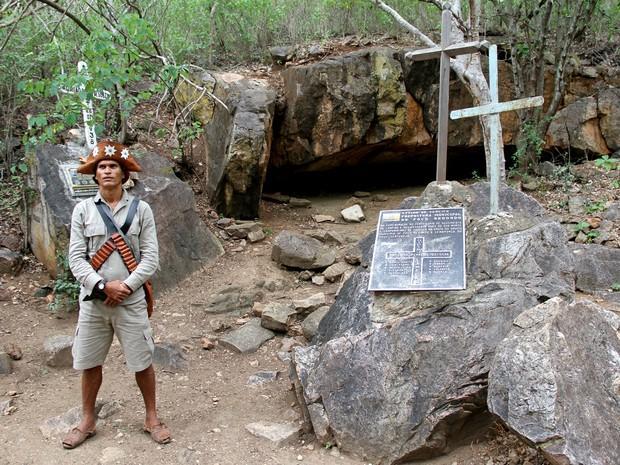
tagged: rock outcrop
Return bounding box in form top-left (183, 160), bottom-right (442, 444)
top-left (488, 297), bottom-right (620, 465)
top-left (176, 72), bottom-right (276, 219)
top-left (290, 181), bottom-right (575, 464)
top-left (25, 143), bottom-right (223, 292)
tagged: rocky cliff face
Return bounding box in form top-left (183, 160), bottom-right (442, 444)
top-left (177, 46), bottom-right (620, 219)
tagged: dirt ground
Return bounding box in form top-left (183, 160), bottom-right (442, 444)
top-left (2, 167), bottom-right (616, 465)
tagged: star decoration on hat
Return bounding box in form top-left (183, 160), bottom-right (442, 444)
top-left (91, 146), bottom-right (99, 158)
top-left (121, 148), bottom-right (130, 159)
top-left (104, 144), bottom-right (116, 157)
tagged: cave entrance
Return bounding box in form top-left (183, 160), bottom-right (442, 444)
top-left (264, 147), bottom-right (489, 197)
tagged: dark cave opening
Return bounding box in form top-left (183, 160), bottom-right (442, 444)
top-left (264, 146), bottom-right (490, 197)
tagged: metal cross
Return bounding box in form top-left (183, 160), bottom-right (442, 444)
top-left (450, 45), bottom-right (544, 214)
top-left (406, 7), bottom-right (486, 182)
top-left (386, 237), bottom-right (452, 285)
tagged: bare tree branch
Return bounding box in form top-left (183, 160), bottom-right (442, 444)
top-left (34, 0), bottom-right (90, 34)
top-left (420, 0), bottom-right (469, 34)
top-left (371, 0), bottom-right (435, 47)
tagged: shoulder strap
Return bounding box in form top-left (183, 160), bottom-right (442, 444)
top-left (95, 201), bottom-right (119, 236)
top-left (120, 198), bottom-right (140, 235)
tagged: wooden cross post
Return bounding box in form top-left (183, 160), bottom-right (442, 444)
top-left (405, 7), bottom-right (486, 182)
top-left (450, 45), bottom-right (544, 215)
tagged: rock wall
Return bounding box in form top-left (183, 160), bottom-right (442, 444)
top-left (178, 47), bottom-right (620, 218)
top-left (176, 72), bottom-right (276, 219)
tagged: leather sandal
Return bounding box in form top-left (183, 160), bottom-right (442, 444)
top-left (143, 422), bottom-right (171, 444)
top-left (62, 427), bottom-right (96, 449)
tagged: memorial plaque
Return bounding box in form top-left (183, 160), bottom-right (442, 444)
top-left (60, 163), bottom-right (99, 197)
top-left (369, 207), bottom-right (466, 291)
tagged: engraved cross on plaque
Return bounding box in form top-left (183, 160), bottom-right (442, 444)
top-left (406, 7), bottom-right (486, 182)
top-left (386, 237), bottom-right (452, 285)
top-left (450, 45), bottom-right (544, 214)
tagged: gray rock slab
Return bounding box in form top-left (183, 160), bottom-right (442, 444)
top-left (272, 231), bottom-right (336, 270)
top-left (488, 298), bottom-right (620, 465)
top-left (43, 335), bottom-right (73, 368)
top-left (40, 400), bottom-right (105, 439)
top-left (262, 193), bottom-right (290, 204)
top-left (323, 262), bottom-right (350, 282)
top-left (571, 243), bottom-right (620, 292)
top-left (261, 302), bottom-right (296, 332)
top-left (0, 248), bottom-right (23, 275)
top-left (247, 370), bottom-right (279, 386)
top-left (341, 204), bottom-right (365, 222)
top-left (219, 319), bottom-right (275, 353)
top-left (301, 306), bottom-right (330, 341)
top-left (153, 342), bottom-right (188, 372)
top-left (0, 352), bottom-right (12, 374)
top-left (293, 293), bottom-right (326, 314)
top-left (247, 229), bottom-right (266, 243)
top-left (245, 421), bottom-right (301, 446)
top-left (312, 215), bottom-right (335, 223)
top-left (205, 287), bottom-right (262, 315)
top-left (225, 222), bottom-right (262, 239)
top-left (289, 197), bottom-right (312, 208)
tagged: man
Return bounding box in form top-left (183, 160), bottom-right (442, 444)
top-left (62, 140), bottom-right (171, 449)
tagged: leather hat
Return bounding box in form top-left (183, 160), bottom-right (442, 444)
top-left (77, 140), bottom-right (142, 175)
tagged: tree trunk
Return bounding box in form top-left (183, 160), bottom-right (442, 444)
top-left (373, 0), bottom-right (505, 180)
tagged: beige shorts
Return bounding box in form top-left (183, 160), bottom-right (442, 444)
top-left (72, 298), bottom-right (154, 372)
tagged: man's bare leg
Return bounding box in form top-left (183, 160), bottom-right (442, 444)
top-left (135, 364), bottom-right (159, 427)
top-left (78, 365), bottom-right (102, 431)
top-left (136, 364), bottom-right (171, 443)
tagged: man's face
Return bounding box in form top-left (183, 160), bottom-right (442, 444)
top-left (95, 160), bottom-right (124, 188)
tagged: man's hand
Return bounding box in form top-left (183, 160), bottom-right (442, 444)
top-left (103, 280), bottom-right (132, 306)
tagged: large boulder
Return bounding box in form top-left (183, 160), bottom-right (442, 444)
top-left (545, 96), bottom-right (610, 154)
top-left (598, 87), bottom-right (620, 151)
top-left (24, 143), bottom-right (223, 292)
top-left (176, 72), bottom-right (276, 219)
top-left (488, 297), bottom-right (620, 465)
top-left (273, 48), bottom-right (408, 171)
top-left (272, 231), bottom-right (336, 270)
top-left (290, 181), bottom-right (575, 464)
top-left (570, 243), bottom-right (620, 292)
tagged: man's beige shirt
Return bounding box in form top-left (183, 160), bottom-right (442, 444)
top-left (68, 190), bottom-right (159, 305)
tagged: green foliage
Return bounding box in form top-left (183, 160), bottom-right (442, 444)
top-left (512, 120), bottom-right (545, 174)
top-left (612, 180), bottom-right (620, 189)
top-left (573, 220), bottom-right (601, 243)
top-left (584, 201), bottom-right (606, 214)
top-left (594, 155), bottom-right (619, 172)
top-left (611, 283), bottom-right (620, 292)
top-left (573, 221), bottom-right (591, 233)
top-left (49, 252), bottom-right (80, 313)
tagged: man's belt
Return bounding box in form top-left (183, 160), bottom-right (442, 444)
top-left (90, 232), bottom-right (154, 317)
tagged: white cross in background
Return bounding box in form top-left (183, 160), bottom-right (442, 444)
top-left (450, 45), bottom-right (544, 214)
top-left (77, 61), bottom-right (111, 150)
top-left (60, 62), bottom-right (111, 150)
